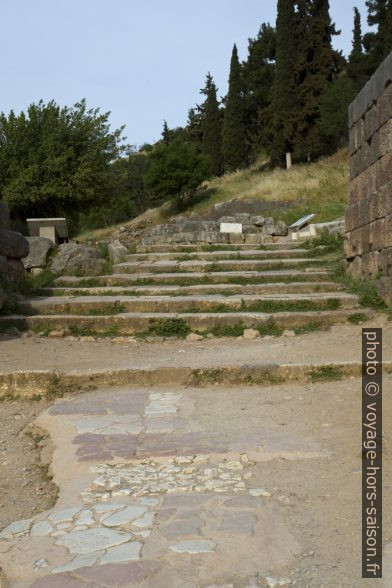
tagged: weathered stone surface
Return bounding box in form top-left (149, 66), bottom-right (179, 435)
top-left (0, 201), bottom-right (10, 230)
top-left (55, 527), bottom-right (132, 554)
top-left (0, 229), bottom-right (29, 259)
top-left (51, 243), bottom-right (106, 276)
top-left (98, 541), bottom-right (142, 564)
top-left (23, 236), bottom-right (53, 269)
top-left (108, 240), bottom-right (128, 265)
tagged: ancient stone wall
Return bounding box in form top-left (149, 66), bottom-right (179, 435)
top-left (345, 52), bottom-right (392, 282)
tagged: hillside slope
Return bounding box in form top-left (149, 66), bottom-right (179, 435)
top-left (78, 148), bottom-right (349, 242)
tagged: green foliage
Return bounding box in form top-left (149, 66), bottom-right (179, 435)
top-left (303, 231), bottom-right (344, 253)
top-left (308, 364), bottom-right (344, 381)
top-left (318, 74), bottom-right (357, 152)
top-left (348, 312), bottom-right (368, 324)
top-left (0, 99), bottom-right (126, 221)
top-left (210, 322), bottom-right (245, 337)
top-left (222, 45), bottom-right (249, 172)
top-left (142, 318), bottom-right (191, 338)
top-left (144, 137), bottom-right (210, 211)
top-left (363, 0), bottom-right (392, 73)
top-left (257, 318), bottom-right (283, 337)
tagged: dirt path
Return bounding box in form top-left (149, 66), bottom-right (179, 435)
top-left (1, 314), bottom-right (391, 374)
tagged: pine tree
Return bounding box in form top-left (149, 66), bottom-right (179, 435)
top-left (291, 0), bottom-right (343, 161)
top-left (201, 76), bottom-right (222, 177)
top-left (222, 44), bottom-right (248, 172)
top-left (271, 0), bottom-right (296, 166)
top-left (347, 7), bottom-right (368, 88)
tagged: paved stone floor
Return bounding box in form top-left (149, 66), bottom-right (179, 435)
top-left (0, 380), bottom-right (391, 587)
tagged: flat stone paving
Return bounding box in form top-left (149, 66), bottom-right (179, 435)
top-left (1, 378), bottom-right (391, 587)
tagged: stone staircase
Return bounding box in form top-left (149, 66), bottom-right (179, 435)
top-left (0, 241), bottom-right (370, 337)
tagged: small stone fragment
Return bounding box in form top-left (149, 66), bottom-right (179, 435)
top-left (249, 488), bottom-right (271, 497)
top-left (169, 539), bottom-right (216, 554)
top-left (243, 328), bottom-right (260, 340)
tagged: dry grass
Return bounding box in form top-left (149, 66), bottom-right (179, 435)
top-left (191, 148), bottom-right (349, 224)
top-left (78, 148), bottom-right (349, 242)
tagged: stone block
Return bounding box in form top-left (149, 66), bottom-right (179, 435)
top-left (376, 276), bottom-right (392, 305)
top-left (244, 233), bottom-right (261, 245)
top-left (376, 151), bottom-right (392, 191)
top-left (378, 119), bottom-right (392, 159)
top-left (346, 255), bottom-right (363, 279)
top-left (0, 202), bottom-right (10, 230)
top-left (229, 233), bottom-right (244, 244)
top-left (361, 251), bottom-right (381, 277)
top-left (108, 240), bottom-right (128, 265)
top-left (378, 249), bottom-right (392, 277)
top-left (242, 224), bottom-right (258, 234)
top-left (350, 118), bottom-right (365, 154)
top-left (249, 215), bottom-right (265, 226)
top-left (377, 83), bottom-right (392, 129)
top-left (365, 106), bottom-right (379, 141)
top-left (383, 53), bottom-right (392, 86)
top-left (23, 236), bottom-right (54, 269)
top-left (0, 229), bottom-right (29, 259)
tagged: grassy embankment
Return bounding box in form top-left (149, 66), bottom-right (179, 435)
top-left (77, 148), bottom-right (350, 242)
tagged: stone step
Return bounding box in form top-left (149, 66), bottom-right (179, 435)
top-left (0, 359), bottom-right (387, 398)
top-left (125, 248), bottom-right (311, 262)
top-left (113, 258), bottom-right (322, 274)
top-left (136, 242), bottom-right (298, 253)
top-left (18, 292), bottom-right (358, 315)
top-left (40, 281), bottom-right (345, 297)
top-left (55, 270), bottom-right (333, 287)
top-left (0, 309), bottom-right (370, 336)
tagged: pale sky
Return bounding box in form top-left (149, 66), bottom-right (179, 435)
top-left (1, 1), bottom-right (371, 147)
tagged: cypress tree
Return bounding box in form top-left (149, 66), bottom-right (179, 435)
top-left (242, 23), bottom-right (276, 156)
top-left (348, 8), bottom-right (368, 88)
top-left (201, 76), bottom-right (222, 177)
top-left (222, 44), bottom-right (248, 172)
top-left (292, 0), bottom-right (342, 161)
top-left (271, 0), bottom-right (296, 167)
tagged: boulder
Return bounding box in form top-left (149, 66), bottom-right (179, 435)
top-left (249, 215), bottom-right (265, 227)
top-left (217, 216), bottom-right (236, 224)
top-left (0, 255), bottom-right (8, 276)
top-left (7, 259), bottom-right (26, 283)
top-left (108, 240), bottom-right (128, 265)
top-left (51, 243), bottom-right (106, 276)
top-left (23, 237), bottom-right (54, 269)
top-left (0, 202), bottom-right (10, 230)
top-left (0, 229), bottom-right (29, 259)
top-left (263, 219), bottom-right (288, 237)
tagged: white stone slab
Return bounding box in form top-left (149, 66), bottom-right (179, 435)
top-left (220, 223), bottom-right (242, 234)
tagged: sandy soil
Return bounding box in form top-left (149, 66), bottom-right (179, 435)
top-left (0, 399), bottom-right (58, 532)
